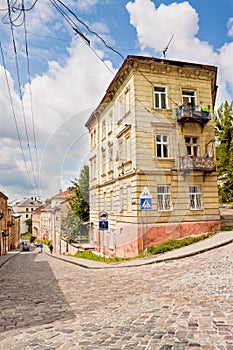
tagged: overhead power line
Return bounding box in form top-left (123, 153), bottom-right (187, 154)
top-left (6, 0), bottom-right (39, 193)
top-left (0, 41), bottom-right (35, 191)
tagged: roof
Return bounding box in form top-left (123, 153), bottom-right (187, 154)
top-left (32, 205), bottom-right (46, 214)
top-left (85, 55), bottom-right (218, 128)
top-left (0, 191), bottom-right (8, 200)
top-left (52, 187), bottom-right (74, 199)
top-left (11, 198), bottom-right (42, 207)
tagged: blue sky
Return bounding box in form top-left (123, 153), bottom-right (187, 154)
top-left (0, 0), bottom-right (233, 201)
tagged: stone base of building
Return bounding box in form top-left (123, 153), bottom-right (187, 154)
top-left (98, 220), bottom-right (221, 259)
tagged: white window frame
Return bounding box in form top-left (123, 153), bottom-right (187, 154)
top-left (108, 143), bottom-right (114, 171)
top-left (117, 97), bottom-right (123, 121)
top-left (157, 186), bottom-right (172, 211)
top-left (108, 110), bottom-right (113, 133)
top-left (102, 148), bottom-right (106, 174)
top-left (182, 89), bottom-right (196, 107)
top-left (124, 88), bottom-right (130, 114)
top-left (102, 119), bottom-right (106, 140)
top-left (154, 86), bottom-right (167, 109)
top-left (156, 134), bottom-right (169, 158)
top-left (110, 190), bottom-right (114, 212)
top-left (119, 187), bottom-right (124, 212)
top-left (189, 186), bottom-right (203, 210)
top-left (127, 186), bottom-right (132, 212)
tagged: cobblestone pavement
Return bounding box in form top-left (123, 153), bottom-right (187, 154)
top-left (0, 243), bottom-right (233, 350)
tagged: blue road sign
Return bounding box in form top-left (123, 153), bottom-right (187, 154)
top-left (99, 220), bottom-right (108, 230)
top-left (140, 197), bottom-right (152, 210)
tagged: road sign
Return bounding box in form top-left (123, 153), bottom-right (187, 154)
top-left (99, 211), bottom-right (108, 221)
top-left (140, 186), bottom-right (152, 199)
top-left (99, 221), bottom-right (108, 230)
top-left (140, 186), bottom-right (152, 210)
top-left (140, 198), bottom-right (152, 210)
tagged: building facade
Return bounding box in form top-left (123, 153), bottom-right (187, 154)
top-left (32, 188), bottom-right (73, 253)
top-left (11, 197), bottom-right (42, 234)
top-left (0, 191), bottom-right (9, 255)
top-left (85, 55), bottom-right (220, 258)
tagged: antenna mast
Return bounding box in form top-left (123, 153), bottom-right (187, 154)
top-left (162, 34), bottom-right (174, 59)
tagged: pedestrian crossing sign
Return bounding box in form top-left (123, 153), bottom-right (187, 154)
top-left (140, 197), bottom-right (152, 210)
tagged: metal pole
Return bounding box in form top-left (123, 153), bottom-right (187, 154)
top-left (146, 209), bottom-right (148, 256)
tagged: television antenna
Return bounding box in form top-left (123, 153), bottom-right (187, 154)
top-left (162, 34), bottom-right (174, 59)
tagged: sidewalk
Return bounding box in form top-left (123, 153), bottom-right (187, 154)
top-left (1, 231), bottom-right (232, 270)
top-left (46, 231), bottom-right (233, 269)
top-left (0, 249), bottom-right (21, 268)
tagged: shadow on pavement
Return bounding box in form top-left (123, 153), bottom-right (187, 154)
top-left (0, 249), bottom-right (75, 332)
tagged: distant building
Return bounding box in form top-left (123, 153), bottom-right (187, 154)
top-left (85, 55), bottom-right (220, 258)
top-left (10, 197), bottom-right (42, 234)
top-left (32, 205), bottom-right (45, 240)
top-left (32, 188), bottom-right (73, 253)
top-left (0, 191), bottom-right (9, 255)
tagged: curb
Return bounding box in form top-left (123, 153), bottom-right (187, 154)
top-left (45, 235), bottom-right (233, 269)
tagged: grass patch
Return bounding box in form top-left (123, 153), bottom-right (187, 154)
top-left (145, 232), bottom-right (216, 257)
top-left (70, 232), bottom-right (216, 263)
top-left (220, 224), bottom-right (233, 231)
top-left (72, 250), bottom-right (132, 263)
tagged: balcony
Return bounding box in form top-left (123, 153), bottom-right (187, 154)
top-left (176, 104), bottom-right (211, 126)
top-left (179, 156), bottom-right (216, 173)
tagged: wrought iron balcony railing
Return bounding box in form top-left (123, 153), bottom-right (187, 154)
top-left (176, 104), bottom-right (211, 126)
top-left (179, 156), bottom-right (216, 172)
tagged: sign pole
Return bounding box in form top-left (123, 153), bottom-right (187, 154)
top-left (145, 209), bottom-right (148, 256)
top-left (140, 186), bottom-right (152, 257)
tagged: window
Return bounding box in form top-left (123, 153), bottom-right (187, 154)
top-left (102, 119), bottom-right (106, 139)
top-left (157, 186), bottom-right (172, 211)
top-left (154, 86), bottom-right (167, 109)
top-left (102, 148), bottom-right (106, 174)
top-left (117, 97), bottom-right (123, 121)
top-left (190, 186), bottom-right (202, 210)
top-left (185, 137), bottom-right (198, 156)
top-left (127, 186), bottom-right (132, 211)
top-left (156, 134), bottom-right (169, 158)
top-left (119, 187), bottom-right (124, 212)
top-left (110, 190), bottom-right (114, 212)
top-left (108, 111), bottom-right (113, 133)
top-left (108, 143), bottom-right (114, 171)
top-left (90, 128), bottom-right (96, 149)
top-left (182, 90), bottom-right (196, 107)
top-left (124, 88), bottom-right (130, 114)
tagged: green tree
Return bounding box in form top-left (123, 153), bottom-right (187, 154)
top-left (62, 210), bottom-right (80, 243)
top-left (70, 165), bottom-right (89, 222)
top-left (215, 101), bottom-right (233, 202)
top-left (25, 218), bottom-right (32, 234)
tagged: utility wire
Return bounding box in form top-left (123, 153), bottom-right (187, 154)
top-left (49, 0), bottom-right (90, 45)
top-left (7, 0), bottom-right (38, 191)
top-left (54, 0), bottom-right (125, 60)
top-left (22, 0), bottom-right (40, 194)
top-left (0, 41), bottom-right (35, 191)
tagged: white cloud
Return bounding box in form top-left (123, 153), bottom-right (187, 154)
top-left (126, 0), bottom-right (233, 106)
top-left (0, 37), bottom-right (115, 200)
top-left (227, 17), bottom-right (233, 37)
top-left (73, 0), bottom-right (99, 12)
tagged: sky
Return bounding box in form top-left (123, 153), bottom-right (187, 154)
top-left (0, 0), bottom-right (233, 202)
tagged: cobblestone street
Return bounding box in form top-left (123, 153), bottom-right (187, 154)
top-left (0, 243), bottom-right (233, 350)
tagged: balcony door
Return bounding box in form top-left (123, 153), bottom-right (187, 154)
top-left (185, 137), bottom-right (198, 157)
